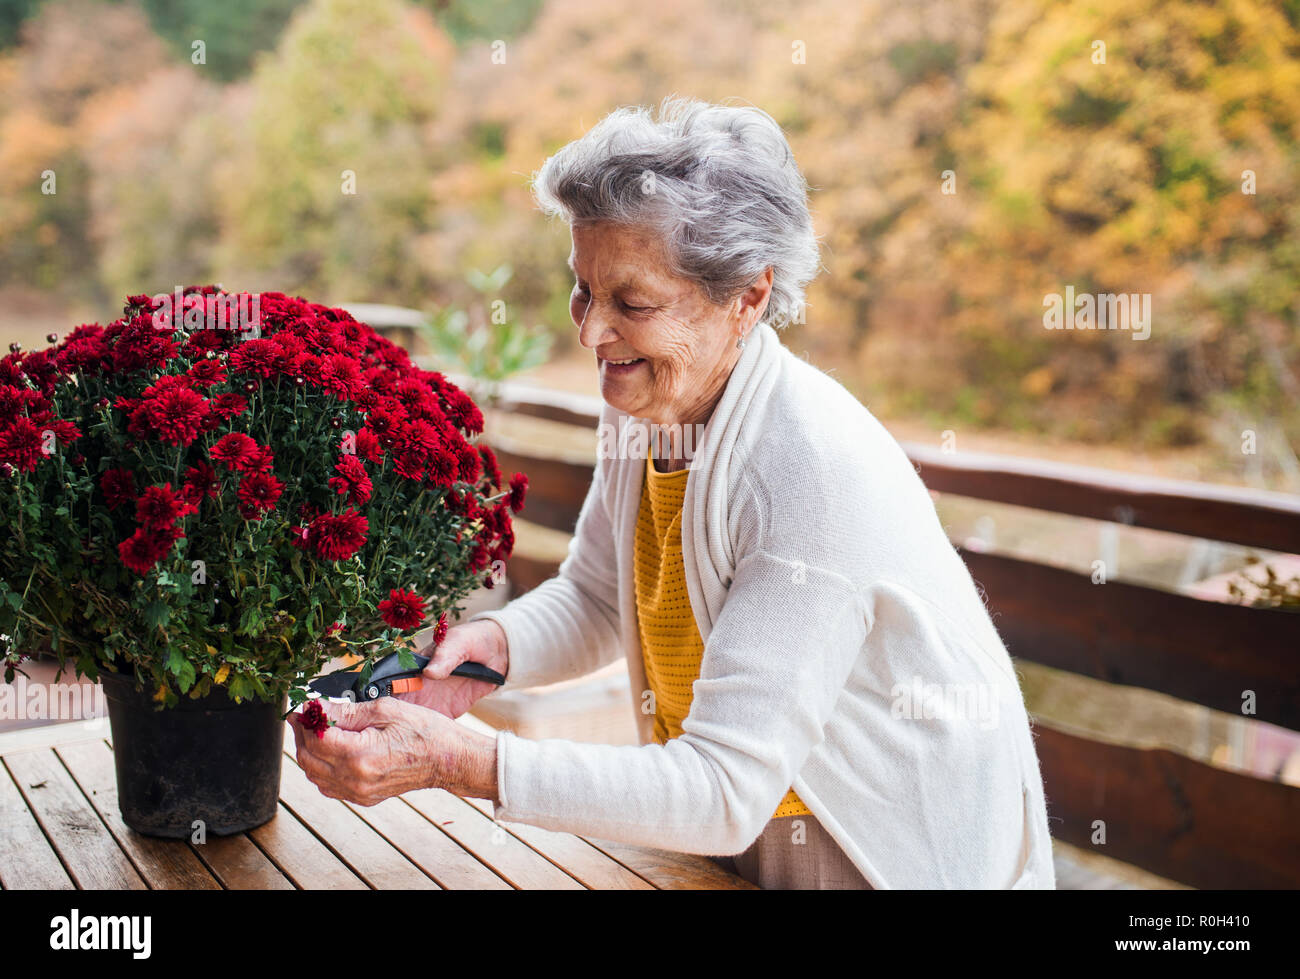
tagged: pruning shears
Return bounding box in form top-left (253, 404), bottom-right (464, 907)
top-left (307, 650), bottom-right (504, 702)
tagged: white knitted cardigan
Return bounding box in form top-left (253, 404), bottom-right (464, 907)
top-left (472, 321), bottom-right (1056, 889)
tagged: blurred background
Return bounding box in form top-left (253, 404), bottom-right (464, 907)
top-left (1, 0), bottom-right (1298, 888)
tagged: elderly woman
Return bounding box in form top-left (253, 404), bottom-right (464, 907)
top-left (292, 97), bottom-right (1056, 889)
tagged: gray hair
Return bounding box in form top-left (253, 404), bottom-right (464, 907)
top-left (531, 96), bottom-right (820, 329)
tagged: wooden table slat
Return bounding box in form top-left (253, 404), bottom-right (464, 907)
top-left (248, 804), bottom-right (370, 891)
top-left (584, 838), bottom-right (759, 890)
top-left (54, 739), bottom-right (220, 891)
top-left (460, 796), bottom-right (654, 890)
top-left (277, 759), bottom-right (441, 890)
top-left (341, 795), bottom-right (514, 890)
top-left (0, 752), bottom-right (74, 890)
top-left (400, 788), bottom-right (586, 890)
top-left (3, 747), bottom-right (147, 890)
top-left (193, 832), bottom-right (295, 890)
top-left (1, 723), bottom-right (763, 889)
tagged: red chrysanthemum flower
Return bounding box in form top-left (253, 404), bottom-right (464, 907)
top-left (209, 393), bottom-right (248, 422)
top-left (354, 428), bottom-right (383, 463)
top-left (187, 360), bottom-right (227, 387)
top-left (444, 387), bottom-right (485, 435)
top-left (307, 508), bottom-right (369, 561)
top-left (0, 418), bottom-right (47, 472)
top-left (328, 454), bottom-right (371, 505)
top-left (244, 443), bottom-right (275, 473)
top-left (101, 468), bottom-right (136, 510)
top-left (377, 588), bottom-right (425, 631)
top-left (300, 699), bottom-right (330, 739)
top-left (228, 338), bottom-right (283, 379)
top-left (392, 446), bottom-right (425, 481)
top-left (118, 524), bottom-right (184, 576)
top-left (425, 448), bottom-right (458, 488)
top-left (209, 432), bottom-right (259, 470)
top-left (136, 483), bottom-right (198, 530)
top-left (432, 612), bottom-right (448, 647)
top-left (140, 382), bottom-right (209, 447)
top-left (236, 472), bottom-right (283, 519)
top-left (319, 353), bottom-right (362, 399)
top-left (456, 444), bottom-right (482, 484)
top-left (181, 462), bottom-right (220, 504)
top-left (508, 472), bottom-right (528, 513)
top-left (478, 444), bottom-right (503, 487)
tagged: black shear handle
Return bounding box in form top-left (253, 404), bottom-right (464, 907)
top-left (449, 661), bottom-right (506, 685)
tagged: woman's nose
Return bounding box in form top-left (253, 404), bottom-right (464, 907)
top-left (576, 300), bottom-right (620, 350)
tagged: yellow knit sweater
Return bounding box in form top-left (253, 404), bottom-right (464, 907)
top-left (633, 451), bottom-right (810, 819)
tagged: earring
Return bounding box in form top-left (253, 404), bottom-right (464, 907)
top-left (736, 332), bottom-right (747, 349)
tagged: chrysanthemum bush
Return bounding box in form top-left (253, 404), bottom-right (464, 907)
top-left (0, 286), bottom-right (526, 708)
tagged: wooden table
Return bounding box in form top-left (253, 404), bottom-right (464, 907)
top-left (0, 721), bottom-right (755, 890)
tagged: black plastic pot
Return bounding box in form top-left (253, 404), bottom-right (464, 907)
top-left (99, 670), bottom-right (286, 839)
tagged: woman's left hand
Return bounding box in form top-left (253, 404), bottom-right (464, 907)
top-left (290, 697), bottom-right (499, 807)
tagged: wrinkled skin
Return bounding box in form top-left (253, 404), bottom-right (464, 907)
top-left (569, 221), bottom-right (773, 467)
top-left (292, 619), bottom-right (506, 805)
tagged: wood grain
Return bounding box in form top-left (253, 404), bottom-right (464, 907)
top-left (54, 739), bottom-right (219, 890)
top-left (249, 804), bottom-right (369, 891)
top-left (193, 832), bottom-right (294, 890)
top-left (1035, 719), bottom-right (1300, 889)
top-left (583, 838), bottom-right (758, 890)
top-left (461, 796), bottom-right (653, 889)
top-left (277, 759), bottom-right (439, 889)
top-left (0, 754), bottom-right (73, 889)
top-left (964, 549), bottom-right (1300, 731)
top-left (3, 747), bottom-right (146, 890)
top-left (400, 788), bottom-right (585, 889)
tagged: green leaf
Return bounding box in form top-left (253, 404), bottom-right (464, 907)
top-left (397, 648), bottom-right (417, 671)
top-left (144, 600), bottom-right (170, 630)
top-left (165, 647), bottom-right (186, 676)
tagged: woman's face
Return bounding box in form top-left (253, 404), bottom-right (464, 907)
top-left (568, 221), bottom-right (765, 427)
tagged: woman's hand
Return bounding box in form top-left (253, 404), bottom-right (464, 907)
top-left (395, 618), bottom-right (509, 719)
top-left (290, 696), bottom-right (499, 806)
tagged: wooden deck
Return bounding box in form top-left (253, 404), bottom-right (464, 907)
top-left (0, 720), bottom-right (754, 891)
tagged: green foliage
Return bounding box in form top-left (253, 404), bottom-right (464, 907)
top-left (215, 0), bottom-right (453, 303)
top-left (420, 0), bottom-right (544, 45)
top-left (418, 265), bottom-right (553, 404)
top-left (0, 0), bottom-right (41, 50)
top-left (138, 0), bottom-right (306, 80)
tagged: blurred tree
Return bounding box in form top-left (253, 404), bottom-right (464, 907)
top-left (938, 0), bottom-right (1300, 448)
top-left (0, 0), bottom-right (170, 299)
top-left (0, 0), bottom-right (41, 50)
top-left (214, 0), bottom-right (454, 304)
top-left (82, 65), bottom-right (228, 299)
top-left (417, 0), bottom-right (544, 46)
top-left (138, 0), bottom-right (306, 81)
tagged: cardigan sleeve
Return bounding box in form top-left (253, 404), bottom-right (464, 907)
top-left (492, 544), bottom-right (869, 854)
top-left (468, 440), bottom-right (623, 693)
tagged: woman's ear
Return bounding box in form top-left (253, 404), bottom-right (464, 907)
top-left (736, 266), bottom-right (774, 328)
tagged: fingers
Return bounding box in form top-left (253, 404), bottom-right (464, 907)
top-left (320, 697), bottom-right (390, 732)
top-left (421, 632), bottom-right (470, 680)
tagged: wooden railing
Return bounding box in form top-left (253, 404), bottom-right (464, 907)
top-left (480, 382), bottom-right (1300, 890)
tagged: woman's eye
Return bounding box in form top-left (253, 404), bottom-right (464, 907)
top-left (621, 301), bottom-right (653, 314)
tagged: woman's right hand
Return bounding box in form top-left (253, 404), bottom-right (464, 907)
top-left (394, 618), bottom-right (509, 720)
